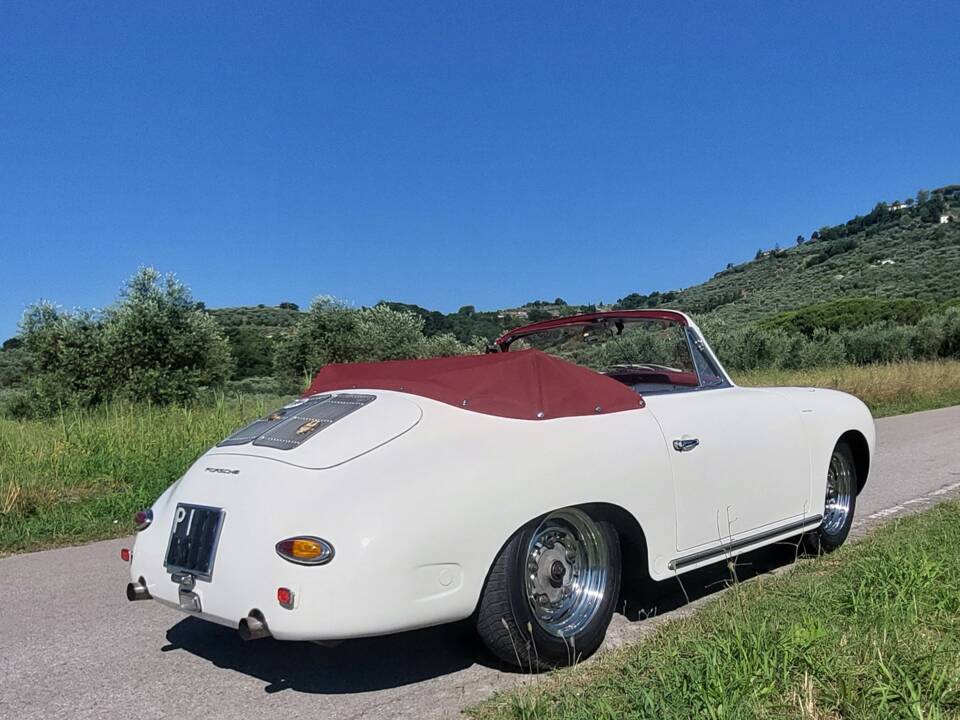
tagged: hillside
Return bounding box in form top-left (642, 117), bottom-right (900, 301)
top-left (630, 185), bottom-right (960, 323)
top-left (193, 186), bottom-right (960, 378)
top-left (3, 185), bottom-right (957, 387)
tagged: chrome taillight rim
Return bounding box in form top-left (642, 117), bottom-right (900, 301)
top-left (276, 536), bottom-right (335, 565)
top-left (134, 508), bottom-right (153, 532)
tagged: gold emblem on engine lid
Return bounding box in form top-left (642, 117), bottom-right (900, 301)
top-left (296, 419), bottom-right (322, 435)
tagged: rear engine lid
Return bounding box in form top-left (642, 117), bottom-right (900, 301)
top-left (208, 392), bottom-right (422, 469)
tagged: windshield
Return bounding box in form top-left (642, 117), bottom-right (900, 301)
top-left (507, 317), bottom-right (727, 393)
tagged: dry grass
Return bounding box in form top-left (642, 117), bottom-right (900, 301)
top-left (734, 360), bottom-right (960, 417)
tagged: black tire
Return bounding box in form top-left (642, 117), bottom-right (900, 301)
top-left (803, 441), bottom-right (858, 555)
top-left (475, 507), bottom-right (621, 671)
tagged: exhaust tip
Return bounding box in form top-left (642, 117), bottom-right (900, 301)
top-left (238, 610), bottom-right (271, 641)
top-left (126, 579), bottom-right (151, 602)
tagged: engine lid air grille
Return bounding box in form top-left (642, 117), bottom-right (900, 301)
top-left (217, 394), bottom-right (375, 451)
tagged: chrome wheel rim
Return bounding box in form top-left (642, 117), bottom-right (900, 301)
top-left (524, 508), bottom-right (608, 638)
top-left (822, 450), bottom-right (854, 535)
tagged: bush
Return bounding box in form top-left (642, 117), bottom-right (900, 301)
top-left (939, 307), bottom-right (960, 358)
top-left (700, 310), bottom-right (960, 370)
top-left (274, 296), bottom-right (476, 379)
top-left (703, 323), bottom-right (793, 371)
top-left (797, 328), bottom-right (847, 367)
top-left (761, 297), bottom-right (936, 335)
top-left (17, 268), bottom-right (232, 415)
top-left (101, 269), bottom-right (232, 404)
top-left (841, 323), bottom-right (913, 364)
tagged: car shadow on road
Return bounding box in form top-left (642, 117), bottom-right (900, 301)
top-left (162, 537), bottom-right (804, 694)
top-left (163, 616), bottom-right (485, 694)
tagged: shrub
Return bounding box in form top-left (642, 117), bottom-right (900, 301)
top-left (17, 268), bottom-right (232, 415)
top-left (940, 307), bottom-right (960, 358)
top-left (797, 328), bottom-right (847, 368)
top-left (101, 268), bottom-right (232, 404)
top-left (274, 296), bottom-right (476, 379)
top-left (706, 324), bottom-right (793, 371)
top-left (841, 323), bottom-right (913, 364)
top-left (761, 298), bottom-right (935, 335)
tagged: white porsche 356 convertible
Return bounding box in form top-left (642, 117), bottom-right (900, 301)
top-left (127, 310), bottom-right (874, 669)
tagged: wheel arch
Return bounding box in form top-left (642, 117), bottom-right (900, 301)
top-left (838, 429), bottom-right (870, 494)
top-left (580, 502), bottom-right (652, 600)
top-left (471, 501), bottom-right (651, 617)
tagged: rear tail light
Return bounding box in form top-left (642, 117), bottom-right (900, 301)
top-left (120, 548), bottom-right (131, 562)
top-left (277, 587), bottom-right (295, 608)
top-left (134, 509), bottom-right (153, 532)
top-left (275, 536), bottom-right (334, 565)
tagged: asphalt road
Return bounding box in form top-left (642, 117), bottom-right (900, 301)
top-left (2, 405), bottom-right (959, 720)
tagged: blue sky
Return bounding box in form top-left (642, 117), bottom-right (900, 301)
top-left (1, 1), bottom-right (958, 340)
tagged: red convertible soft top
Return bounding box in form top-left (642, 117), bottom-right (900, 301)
top-left (303, 349), bottom-right (645, 420)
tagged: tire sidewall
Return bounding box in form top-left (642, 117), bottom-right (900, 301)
top-left (504, 517), bottom-right (621, 666)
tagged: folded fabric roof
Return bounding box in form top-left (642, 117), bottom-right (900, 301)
top-left (303, 349), bottom-right (644, 420)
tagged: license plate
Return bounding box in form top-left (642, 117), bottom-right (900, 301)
top-left (164, 504), bottom-right (225, 581)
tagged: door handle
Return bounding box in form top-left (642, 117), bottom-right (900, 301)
top-left (673, 438), bottom-right (700, 452)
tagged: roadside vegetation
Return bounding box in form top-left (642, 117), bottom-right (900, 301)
top-left (2, 187), bottom-right (960, 554)
top-left (469, 501), bottom-right (960, 720)
top-left (2, 360), bottom-right (957, 555)
top-left (735, 360), bottom-right (960, 417)
top-left (0, 395), bottom-right (284, 554)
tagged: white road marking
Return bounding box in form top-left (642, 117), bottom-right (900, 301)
top-left (859, 480), bottom-right (960, 525)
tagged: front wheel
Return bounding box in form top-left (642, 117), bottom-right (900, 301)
top-left (475, 507), bottom-right (621, 671)
top-left (804, 441), bottom-right (858, 554)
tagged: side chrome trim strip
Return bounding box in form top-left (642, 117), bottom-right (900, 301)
top-left (668, 515), bottom-right (823, 571)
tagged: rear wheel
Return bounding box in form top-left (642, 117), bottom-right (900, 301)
top-left (804, 441), bottom-right (857, 554)
top-left (475, 507), bottom-right (621, 671)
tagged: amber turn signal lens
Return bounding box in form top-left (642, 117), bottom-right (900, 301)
top-left (275, 536), bottom-right (334, 565)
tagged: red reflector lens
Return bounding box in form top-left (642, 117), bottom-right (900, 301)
top-left (277, 587), bottom-right (294, 608)
top-left (120, 548), bottom-right (131, 562)
top-left (134, 508), bottom-right (153, 532)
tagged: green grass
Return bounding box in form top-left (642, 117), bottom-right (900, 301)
top-left (469, 502), bottom-right (960, 720)
top-left (0, 394), bottom-right (287, 554)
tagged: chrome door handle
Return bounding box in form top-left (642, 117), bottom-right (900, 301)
top-left (673, 438), bottom-right (700, 452)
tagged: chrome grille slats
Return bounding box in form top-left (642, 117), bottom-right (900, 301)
top-left (253, 394), bottom-right (375, 450)
top-left (217, 395), bottom-right (331, 447)
top-left (216, 393), bottom-right (376, 451)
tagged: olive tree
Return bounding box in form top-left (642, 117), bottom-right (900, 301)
top-left (101, 268), bottom-right (232, 403)
top-left (17, 268), bottom-right (232, 414)
top-left (274, 296), bottom-right (475, 381)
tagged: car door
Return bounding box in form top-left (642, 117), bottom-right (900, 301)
top-left (644, 386), bottom-right (811, 553)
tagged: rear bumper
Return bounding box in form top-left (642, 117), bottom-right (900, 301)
top-left (129, 562), bottom-right (470, 641)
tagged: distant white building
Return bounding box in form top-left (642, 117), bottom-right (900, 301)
top-left (890, 202), bottom-right (910, 211)
top-left (497, 309), bottom-right (529, 320)
top-left (940, 214), bottom-right (954, 224)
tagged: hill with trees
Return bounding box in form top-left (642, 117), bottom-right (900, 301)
top-left (1, 184), bottom-right (958, 407)
top-left (644, 185), bottom-right (960, 322)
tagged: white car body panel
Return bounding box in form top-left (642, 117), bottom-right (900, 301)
top-left (644, 387), bottom-right (811, 552)
top-left (128, 313), bottom-right (875, 642)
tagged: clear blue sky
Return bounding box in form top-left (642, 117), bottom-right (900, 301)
top-left (2, 1), bottom-right (958, 340)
